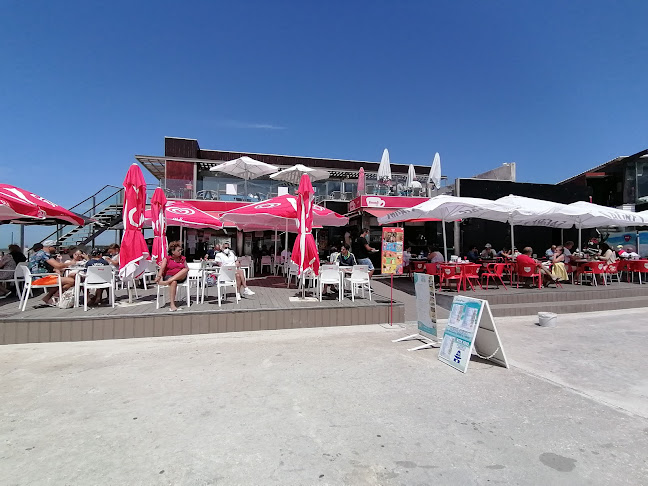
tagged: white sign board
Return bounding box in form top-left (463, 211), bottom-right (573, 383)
top-left (392, 273), bottom-right (439, 351)
top-left (438, 295), bottom-right (508, 373)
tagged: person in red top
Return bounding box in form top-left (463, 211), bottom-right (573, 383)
top-left (154, 241), bottom-right (189, 311)
top-left (516, 247), bottom-right (558, 287)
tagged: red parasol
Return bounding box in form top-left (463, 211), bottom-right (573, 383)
top-left (219, 194), bottom-right (348, 230)
top-left (119, 164), bottom-right (150, 280)
top-left (291, 174), bottom-right (320, 280)
top-left (0, 184), bottom-right (85, 225)
top-left (150, 188), bottom-right (168, 265)
top-left (0, 190), bottom-right (44, 221)
top-left (357, 167), bottom-right (366, 196)
top-left (144, 200), bottom-right (223, 229)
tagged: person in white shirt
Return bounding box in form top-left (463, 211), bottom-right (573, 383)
top-left (402, 247), bottom-right (411, 267)
top-left (215, 243), bottom-right (255, 296)
top-left (480, 243), bottom-right (497, 259)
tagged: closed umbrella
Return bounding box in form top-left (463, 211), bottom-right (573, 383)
top-left (119, 164), bottom-right (150, 282)
top-left (357, 167), bottom-right (366, 196)
top-left (150, 188), bottom-right (168, 265)
top-left (428, 152), bottom-right (441, 190)
top-left (291, 174), bottom-right (320, 295)
top-left (0, 184), bottom-right (86, 226)
top-left (377, 149), bottom-right (392, 184)
top-left (270, 164), bottom-right (329, 185)
top-left (209, 156), bottom-right (279, 195)
top-left (406, 164), bottom-right (417, 189)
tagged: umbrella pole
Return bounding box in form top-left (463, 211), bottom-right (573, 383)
top-left (510, 223), bottom-right (515, 251)
top-left (442, 221), bottom-right (448, 261)
top-left (578, 227), bottom-right (582, 250)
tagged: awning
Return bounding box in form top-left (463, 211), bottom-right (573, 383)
top-left (364, 208), bottom-right (396, 218)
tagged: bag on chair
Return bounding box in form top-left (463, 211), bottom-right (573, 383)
top-left (31, 275), bottom-right (59, 286)
top-left (58, 288), bottom-right (75, 309)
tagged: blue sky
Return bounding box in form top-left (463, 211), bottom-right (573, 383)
top-left (1, 1), bottom-right (647, 246)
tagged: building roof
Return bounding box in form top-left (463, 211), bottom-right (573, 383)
top-left (558, 149), bottom-right (648, 185)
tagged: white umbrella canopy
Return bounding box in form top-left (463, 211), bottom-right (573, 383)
top-left (378, 195), bottom-right (514, 260)
top-left (210, 156), bottom-right (279, 194)
top-left (405, 164), bottom-right (417, 188)
top-left (269, 164), bottom-right (329, 185)
top-left (428, 152), bottom-right (442, 190)
top-left (377, 148), bottom-right (392, 183)
top-left (564, 201), bottom-right (648, 248)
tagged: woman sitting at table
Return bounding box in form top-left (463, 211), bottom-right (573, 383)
top-left (549, 246), bottom-right (569, 282)
top-left (154, 241), bottom-right (189, 312)
top-left (427, 246), bottom-right (444, 263)
top-left (0, 244), bottom-right (26, 298)
top-left (597, 243), bottom-right (617, 265)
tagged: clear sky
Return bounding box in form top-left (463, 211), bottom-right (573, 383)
top-left (1, 1), bottom-right (647, 247)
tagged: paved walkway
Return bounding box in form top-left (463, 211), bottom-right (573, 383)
top-left (1, 308), bottom-right (647, 484)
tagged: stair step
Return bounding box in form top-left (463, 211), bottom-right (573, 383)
top-left (489, 295), bottom-right (648, 317)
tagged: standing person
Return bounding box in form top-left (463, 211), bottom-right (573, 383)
top-left (353, 228), bottom-right (378, 278)
top-left (215, 243), bottom-right (255, 296)
top-left (402, 247), bottom-right (412, 268)
top-left (28, 240), bottom-right (76, 306)
top-left (153, 241), bottom-right (189, 312)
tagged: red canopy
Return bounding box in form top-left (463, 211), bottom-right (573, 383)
top-left (0, 184), bottom-right (85, 225)
top-left (219, 194), bottom-right (348, 230)
top-left (0, 190), bottom-right (44, 221)
top-left (291, 174), bottom-right (320, 277)
top-left (150, 188), bottom-right (168, 265)
top-left (144, 200), bottom-right (223, 229)
top-left (119, 164), bottom-right (150, 280)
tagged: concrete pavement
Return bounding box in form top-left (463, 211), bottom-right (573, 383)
top-left (1, 309), bottom-right (647, 485)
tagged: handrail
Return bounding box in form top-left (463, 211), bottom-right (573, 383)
top-left (67, 185), bottom-right (122, 212)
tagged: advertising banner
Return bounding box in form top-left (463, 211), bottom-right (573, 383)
top-left (438, 296), bottom-right (485, 373)
top-left (414, 273), bottom-right (437, 340)
top-left (381, 227), bottom-right (404, 274)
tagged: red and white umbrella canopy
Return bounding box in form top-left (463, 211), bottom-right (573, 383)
top-left (150, 188), bottom-right (168, 265)
top-left (291, 174), bottom-right (320, 277)
top-left (0, 189), bottom-right (44, 221)
top-left (119, 164), bottom-right (150, 280)
top-left (0, 184), bottom-right (85, 225)
top-left (357, 167), bottom-right (366, 196)
top-left (144, 200), bottom-right (223, 229)
top-left (219, 194), bottom-right (348, 230)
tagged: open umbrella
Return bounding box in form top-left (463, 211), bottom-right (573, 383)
top-left (377, 149), bottom-right (392, 184)
top-left (150, 188), bottom-right (168, 265)
top-left (377, 195), bottom-right (514, 261)
top-left (270, 164), bottom-right (329, 185)
top-left (145, 200), bottom-right (223, 229)
top-left (291, 174), bottom-right (320, 295)
top-left (357, 167), bottom-right (366, 196)
top-left (0, 190), bottom-right (44, 221)
top-left (428, 152), bottom-right (441, 190)
top-left (209, 156), bottom-right (278, 195)
top-left (119, 164), bottom-right (150, 282)
top-left (0, 184), bottom-right (86, 226)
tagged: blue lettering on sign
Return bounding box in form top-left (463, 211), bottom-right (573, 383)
top-left (453, 350), bottom-right (462, 363)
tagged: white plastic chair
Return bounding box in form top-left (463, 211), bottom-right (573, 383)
top-left (260, 255), bottom-right (273, 275)
top-left (18, 266), bottom-right (62, 311)
top-left (286, 261), bottom-right (300, 288)
top-left (217, 265), bottom-right (240, 307)
top-left (344, 265), bottom-right (372, 302)
top-left (319, 263), bottom-right (341, 301)
top-left (239, 256), bottom-right (253, 278)
top-left (156, 264), bottom-right (202, 309)
top-left (274, 255), bottom-right (285, 276)
top-left (80, 266), bottom-right (115, 311)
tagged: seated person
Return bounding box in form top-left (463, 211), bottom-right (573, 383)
top-left (427, 247), bottom-right (444, 263)
top-left (28, 240), bottom-right (76, 306)
top-left (466, 245), bottom-right (480, 263)
top-left (597, 243), bottom-right (617, 264)
top-left (214, 243), bottom-right (255, 297)
top-left (328, 246), bottom-right (340, 263)
top-left (545, 245), bottom-right (557, 259)
top-left (480, 243), bottom-right (497, 259)
top-left (516, 247), bottom-right (558, 287)
top-left (562, 241), bottom-right (574, 265)
top-left (204, 245), bottom-right (216, 260)
top-left (336, 244), bottom-right (357, 267)
top-left (154, 241), bottom-right (189, 311)
top-left (104, 244), bottom-right (120, 266)
top-left (0, 244), bottom-right (26, 298)
top-left (85, 248), bottom-right (111, 305)
top-left (549, 246), bottom-right (568, 281)
top-left (496, 247), bottom-right (512, 260)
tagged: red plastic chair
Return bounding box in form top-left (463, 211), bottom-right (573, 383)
top-left (408, 261), bottom-right (427, 281)
top-left (481, 263), bottom-right (508, 290)
top-left (425, 263), bottom-right (441, 279)
top-left (627, 260), bottom-right (648, 284)
top-left (565, 263), bottom-right (577, 284)
top-left (440, 264), bottom-right (463, 292)
top-left (605, 262), bottom-right (621, 283)
top-left (461, 264), bottom-right (483, 291)
top-left (579, 261), bottom-right (608, 286)
top-left (516, 262), bottom-right (542, 289)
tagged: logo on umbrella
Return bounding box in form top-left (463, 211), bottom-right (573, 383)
top-left (254, 202), bottom-right (281, 209)
top-left (168, 207), bottom-right (196, 215)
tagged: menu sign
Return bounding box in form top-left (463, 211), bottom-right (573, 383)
top-left (381, 227), bottom-right (404, 275)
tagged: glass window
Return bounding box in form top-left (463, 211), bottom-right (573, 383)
top-left (636, 160), bottom-right (648, 202)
